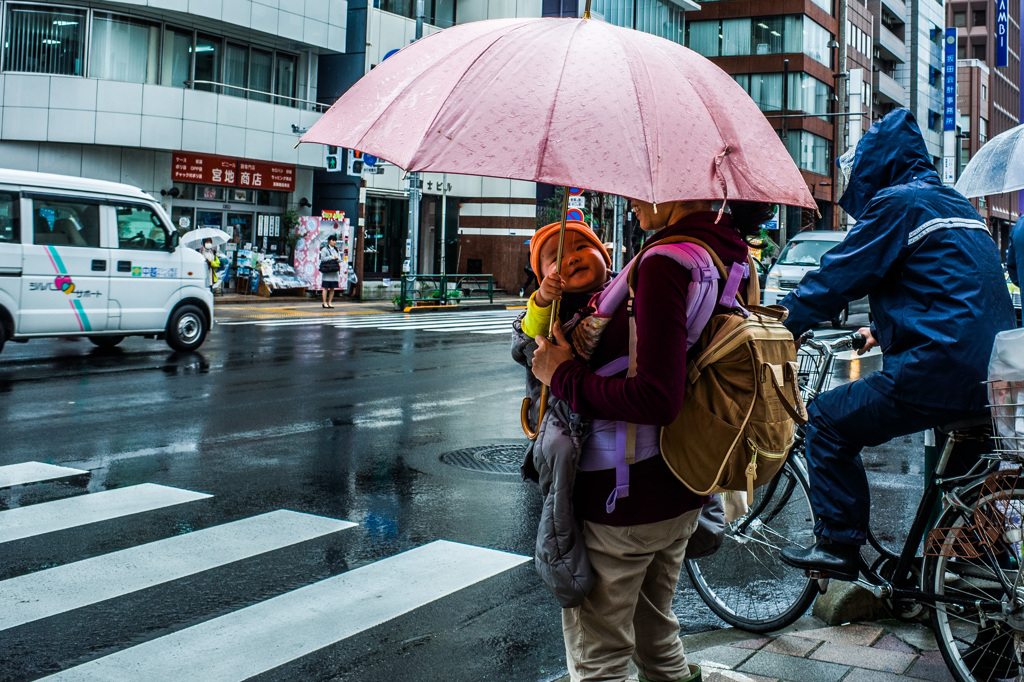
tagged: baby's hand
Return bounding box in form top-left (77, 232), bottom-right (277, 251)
top-left (535, 273), bottom-right (564, 308)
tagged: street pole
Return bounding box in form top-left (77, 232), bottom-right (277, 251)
top-left (834, 0), bottom-right (848, 229)
top-left (440, 173), bottom-right (448, 275)
top-left (405, 0), bottom-right (425, 277)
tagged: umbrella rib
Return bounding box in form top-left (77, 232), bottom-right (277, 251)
top-left (533, 19), bottom-right (588, 182)
top-left (617, 32), bottom-right (659, 204)
top-left (655, 42), bottom-right (730, 203)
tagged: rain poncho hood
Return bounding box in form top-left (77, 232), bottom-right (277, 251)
top-left (783, 109), bottom-right (1014, 411)
top-left (838, 109), bottom-right (939, 220)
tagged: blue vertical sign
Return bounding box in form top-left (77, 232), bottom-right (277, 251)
top-left (944, 28), bottom-right (957, 131)
top-left (996, 0), bottom-right (1009, 67)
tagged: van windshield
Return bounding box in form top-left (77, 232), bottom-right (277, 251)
top-left (777, 240), bottom-right (835, 266)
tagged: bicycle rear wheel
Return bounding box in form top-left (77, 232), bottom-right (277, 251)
top-left (685, 456), bottom-right (819, 632)
top-left (924, 468), bottom-right (1024, 682)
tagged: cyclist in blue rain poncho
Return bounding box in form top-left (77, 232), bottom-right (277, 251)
top-left (778, 109), bottom-right (1015, 579)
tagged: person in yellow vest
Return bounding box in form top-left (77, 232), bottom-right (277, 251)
top-left (200, 239), bottom-right (220, 291)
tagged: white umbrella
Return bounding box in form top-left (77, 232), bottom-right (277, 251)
top-left (955, 122), bottom-right (1024, 198)
top-left (180, 227), bottom-right (231, 249)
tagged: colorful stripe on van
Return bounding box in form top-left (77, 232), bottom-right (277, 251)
top-left (44, 246), bottom-right (91, 332)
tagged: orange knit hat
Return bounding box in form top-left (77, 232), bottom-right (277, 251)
top-left (530, 221), bottom-right (611, 277)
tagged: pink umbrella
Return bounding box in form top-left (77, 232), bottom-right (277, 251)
top-left (300, 16), bottom-right (815, 209)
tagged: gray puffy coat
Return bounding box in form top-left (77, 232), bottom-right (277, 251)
top-left (512, 312), bottom-right (595, 608)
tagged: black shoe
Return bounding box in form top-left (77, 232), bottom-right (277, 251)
top-left (780, 538), bottom-right (861, 581)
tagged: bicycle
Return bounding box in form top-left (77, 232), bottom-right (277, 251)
top-left (685, 331), bottom-right (1024, 682)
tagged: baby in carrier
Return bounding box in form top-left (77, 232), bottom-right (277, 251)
top-left (513, 220), bottom-right (612, 607)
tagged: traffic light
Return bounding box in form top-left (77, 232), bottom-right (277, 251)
top-left (325, 146), bottom-right (341, 172)
top-left (348, 149), bottom-right (364, 176)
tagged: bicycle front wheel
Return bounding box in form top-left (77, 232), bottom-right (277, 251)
top-left (685, 457), bottom-right (819, 632)
top-left (924, 469), bottom-right (1024, 682)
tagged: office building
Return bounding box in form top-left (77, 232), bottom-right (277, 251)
top-left (0, 0), bottom-right (341, 254)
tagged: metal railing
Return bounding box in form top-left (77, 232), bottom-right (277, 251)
top-left (398, 274), bottom-right (494, 308)
top-left (183, 80), bottom-right (329, 112)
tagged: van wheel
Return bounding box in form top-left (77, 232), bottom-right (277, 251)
top-left (89, 336), bottom-right (124, 349)
top-left (166, 305), bottom-right (208, 352)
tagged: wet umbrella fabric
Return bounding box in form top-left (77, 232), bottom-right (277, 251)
top-left (300, 16), bottom-right (815, 209)
top-left (955, 122), bottom-right (1024, 198)
top-left (180, 227), bottom-right (230, 249)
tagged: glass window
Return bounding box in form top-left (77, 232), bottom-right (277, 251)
top-left (193, 34), bottom-right (221, 93)
top-left (972, 9), bottom-right (986, 26)
top-left (953, 12), bottom-right (967, 27)
top-left (90, 14), bottom-right (159, 84)
top-left (161, 27), bottom-right (193, 88)
top-left (809, 0), bottom-right (831, 15)
top-left (802, 18), bottom-right (831, 66)
top-left (753, 17), bottom-right (785, 55)
top-left (687, 21), bottom-right (720, 57)
top-left (433, 0), bottom-right (455, 27)
top-left (789, 73), bottom-right (830, 121)
top-left (776, 239), bottom-right (834, 266)
top-left (749, 73), bottom-right (783, 111)
top-left (0, 192), bottom-right (18, 244)
top-left (115, 204), bottom-right (168, 251)
top-left (274, 53), bottom-right (297, 106)
top-left (721, 19), bottom-right (751, 56)
top-left (364, 195), bottom-right (409, 277)
top-left (3, 5), bottom-right (87, 75)
top-left (224, 44), bottom-right (249, 98)
top-left (972, 42), bottom-right (986, 60)
top-left (732, 74), bottom-right (750, 90)
top-left (784, 131), bottom-right (830, 175)
top-left (250, 50), bottom-right (273, 102)
top-left (32, 198), bottom-right (100, 248)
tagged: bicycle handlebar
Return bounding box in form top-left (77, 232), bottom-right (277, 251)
top-left (800, 331), bottom-right (867, 354)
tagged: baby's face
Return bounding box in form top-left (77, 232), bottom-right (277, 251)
top-left (538, 233), bottom-right (608, 293)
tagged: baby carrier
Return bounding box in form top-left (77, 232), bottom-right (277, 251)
top-left (574, 236), bottom-right (805, 511)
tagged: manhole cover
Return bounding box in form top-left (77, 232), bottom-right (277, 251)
top-left (440, 443), bottom-right (529, 475)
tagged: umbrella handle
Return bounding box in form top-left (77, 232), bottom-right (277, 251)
top-left (520, 387), bottom-right (549, 441)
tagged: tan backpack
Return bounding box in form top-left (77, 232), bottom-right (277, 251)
top-left (625, 236), bottom-right (807, 498)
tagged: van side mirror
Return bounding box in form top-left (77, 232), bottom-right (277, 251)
top-left (167, 231), bottom-right (180, 252)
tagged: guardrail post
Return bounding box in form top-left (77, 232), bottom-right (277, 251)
top-left (488, 276), bottom-right (493, 304)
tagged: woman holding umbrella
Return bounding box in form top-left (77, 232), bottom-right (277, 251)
top-left (532, 198), bottom-right (772, 682)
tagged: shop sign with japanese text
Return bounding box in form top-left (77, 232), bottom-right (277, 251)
top-left (172, 152), bottom-right (238, 186)
top-left (172, 152), bottom-right (296, 192)
top-left (943, 28), bottom-right (957, 131)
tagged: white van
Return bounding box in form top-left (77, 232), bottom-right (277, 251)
top-left (762, 230), bottom-right (870, 327)
top-left (0, 169), bottom-right (213, 355)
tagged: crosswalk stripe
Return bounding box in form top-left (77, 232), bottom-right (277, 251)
top-left (0, 484), bottom-right (211, 544)
top-left (0, 510), bottom-right (356, 631)
top-left (0, 462), bottom-right (88, 490)
top-left (360, 320), bottom-right (516, 331)
top-left (43, 540), bottom-right (528, 681)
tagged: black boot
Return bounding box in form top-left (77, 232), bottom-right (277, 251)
top-left (780, 537), bottom-right (861, 581)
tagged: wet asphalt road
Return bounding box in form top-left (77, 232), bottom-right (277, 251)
top-left (0, 306), bottom-right (917, 681)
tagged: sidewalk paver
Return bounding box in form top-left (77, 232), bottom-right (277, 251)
top-left (738, 650), bottom-right (850, 681)
top-left (810, 641), bottom-right (917, 673)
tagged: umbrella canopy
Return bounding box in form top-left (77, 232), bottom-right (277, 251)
top-left (301, 17), bottom-right (815, 209)
top-left (180, 227), bottom-right (230, 249)
top-left (955, 122), bottom-right (1024, 198)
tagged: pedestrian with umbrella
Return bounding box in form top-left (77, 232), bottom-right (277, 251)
top-left (299, 7), bottom-right (816, 680)
top-left (181, 228), bottom-right (230, 291)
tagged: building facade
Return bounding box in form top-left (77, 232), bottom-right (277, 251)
top-left (0, 0), bottom-right (341, 264)
top-left (948, 0), bottom-right (1021, 248)
top-left (685, 0), bottom-right (842, 238)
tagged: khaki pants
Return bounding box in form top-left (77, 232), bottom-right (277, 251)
top-left (562, 508), bottom-right (702, 682)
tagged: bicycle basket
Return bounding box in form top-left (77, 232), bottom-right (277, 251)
top-left (925, 469), bottom-right (1023, 559)
top-left (797, 347), bottom-right (830, 402)
top-left (988, 380), bottom-right (1024, 461)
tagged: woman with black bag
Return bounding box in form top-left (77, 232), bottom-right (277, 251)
top-left (319, 234), bottom-right (342, 308)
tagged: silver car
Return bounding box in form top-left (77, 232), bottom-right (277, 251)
top-left (762, 230), bottom-right (870, 327)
